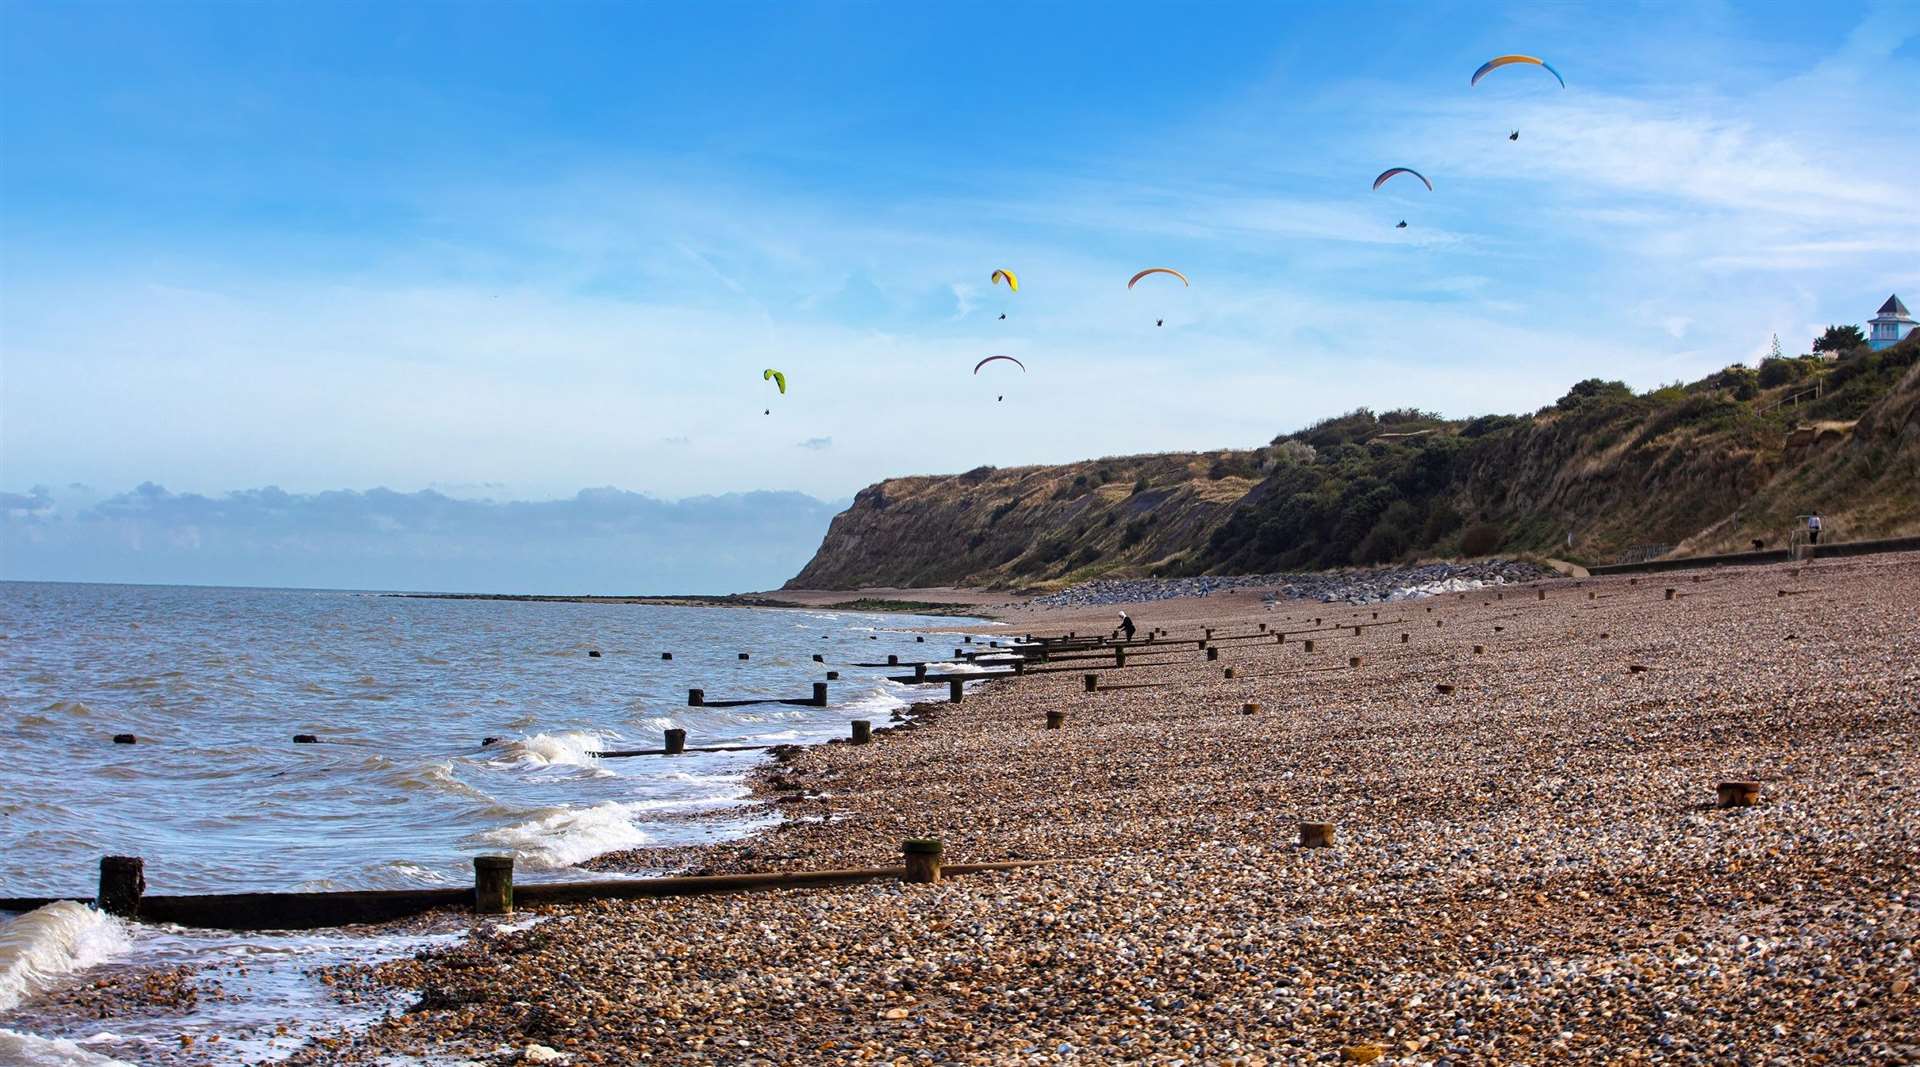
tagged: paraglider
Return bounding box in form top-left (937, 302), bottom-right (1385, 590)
top-left (1372, 167), bottom-right (1433, 192)
top-left (992, 268), bottom-right (1017, 320)
top-left (762, 368), bottom-right (785, 414)
top-left (974, 355), bottom-right (1024, 402)
top-left (1509, 130), bottom-right (1520, 141)
top-left (1129, 268), bottom-right (1188, 327)
top-left (1396, 220), bottom-right (1408, 229)
top-left (1470, 55), bottom-right (1565, 88)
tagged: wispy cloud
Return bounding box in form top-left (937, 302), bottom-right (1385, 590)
top-left (796, 436), bottom-right (832, 450)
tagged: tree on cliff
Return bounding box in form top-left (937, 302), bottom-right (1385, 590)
top-left (1813, 324), bottom-right (1867, 355)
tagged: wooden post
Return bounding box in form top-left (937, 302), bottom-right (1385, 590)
top-left (888, 654), bottom-right (899, 665)
top-left (1011, 660), bottom-right (1024, 675)
top-left (948, 679), bottom-right (964, 703)
top-left (1371, 611), bottom-right (1379, 620)
top-left (1258, 623), bottom-right (1267, 632)
top-left (1473, 645), bottom-right (1485, 654)
top-left (1206, 647), bottom-right (1219, 661)
top-left (664, 728), bottom-right (687, 754)
top-left (113, 733), bottom-right (136, 744)
top-left (1628, 664), bottom-right (1648, 674)
top-left (1400, 633), bottom-right (1409, 644)
top-left (1664, 588), bottom-right (1676, 600)
top-left (1298, 822), bottom-right (1334, 848)
top-left (902, 839), bottom-right (942, 883)
top-left (739, 652), bottom-right (751, 660)
top-left (587, 650), bottom-right (601, 658)
top-left (98, 856), bottom-right (144, 919)
top-left (813, 682), bottom-right (829, 706)
top-left (1435, 683), bottom-right (1456, 695)
top-left (1349, 656), bottom-right (1363, 668)
top-left (1242, 702), bottom-right (1260, 716)
top-left (474, 855), bottom-right (513, 915)
top-left (1599, 632), bottom-right (1610, 640)
top-left (1717, 781), bottom-right (1762, 808)
top-left (1083, 673), bottom-right (1098, 692)
top-left (293, 734), bottom-right (318, 744)
top-left (1303, 639), bottom-right (1315, 652)
top-left (1588, 592), bottom-right (1595, 600)
top-left (914, 663), bottom-right (929, 682)
top-left (662, 652), bottom-right (673, 660)
top-left (813, 653), bottom-right (824, 662)
top-left (1538, 590), bottom-right (1546, 600)
top-left (688, 688), bottom-right (704, 707)
top-left (851, 720), bottom-right (872, 744)
top-left (826, 670), bottom-right (840, 680)
top-left (1045, 710), bottom-right (1065, 730)
top-left (1353, 626), bottom-right (1362, 636)
top-left (1223, 667), bottom-right (1235, 679)
top-left (1115, 647), bottom-right (1126, 667)
top-left (965, 636), bottom-right (973, 643)
top-left (916, 636), bottom-right (925, 643)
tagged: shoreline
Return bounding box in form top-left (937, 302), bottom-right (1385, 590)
top-left (15, 555), bottom-right (1920, 1063)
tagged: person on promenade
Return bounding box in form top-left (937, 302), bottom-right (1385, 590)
top-left (1807, 513), bottom-right (1823, 545)
top-left (1118, 612), bottom-right (1136, 641)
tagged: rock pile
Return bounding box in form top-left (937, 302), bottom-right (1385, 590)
top-left (1032, 559), bottom-right (1550, 608)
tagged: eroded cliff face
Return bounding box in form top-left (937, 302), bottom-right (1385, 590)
top-left (790, 345), bottom-right (1920, 589)
top-left (784, 451), bottom-right (1260, 589)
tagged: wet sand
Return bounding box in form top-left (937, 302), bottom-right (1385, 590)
top-left (231, 556), bottom-right (1920, 1060)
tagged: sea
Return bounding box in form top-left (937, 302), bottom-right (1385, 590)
top-left (0, 580), bottom-right (996, 1064)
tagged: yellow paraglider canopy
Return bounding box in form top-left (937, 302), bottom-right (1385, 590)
top-left (991, 268), bottom-right (1018, 292)
top-left (763, 368), bottom-right (786, 394)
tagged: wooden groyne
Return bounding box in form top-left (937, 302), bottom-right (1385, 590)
top-left (1589, 534), bottom-right (1920, 575)
top-left (1, 849), bottom-right (1058, 931)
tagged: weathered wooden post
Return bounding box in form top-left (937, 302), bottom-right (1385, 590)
top-left (688, 688), bottom-right (704, 707)
top-left (1400, 633), bottom-right (1410, 644)
top-left (113, 733), bottom-right (136, 744)
top-left (1046, 710), bottom-right (1065, 730)
top-left (661, 652), bottom-right (673, 660)
top-left (826, 670), bottom-right (840, 680)
top-left (1115, 647), bottom-right (1126, 667)
top-left (1473, 645), bottom-right (1485, 654)
top-left (1435, 683), bottom-right (1456, 695)
top-left (1538, 590), bottom-right (1546, 601)
top-left (1083, 673), bottom-right (1098, 692)
top-left (739, 652), bottom-right (751, 660)
top-left (1011, 660), bottom-right (1025, 675)
top-left (474, 855), bottom-right (513, 915)
top-left (1371, 611), bottom-right (1379, 619)
top-left (1258, 623), bottom-right (1267, 632)
top-left (1588, 591), bottom-right (1596, 600)
top-left (965, 636), bottom-right (973, 643)
top-left (1223, 666), bottom-right (1235, 679)
top-left (1628, 664), bottom-right (1648, 674)
top-left (813, 682), bottom-right (829, 706)
top-left (1664, 588), bottom-right (1676, 600)
top-left (851, 720), bottom-right (872, 744)
top-left (914, 663), bottom-right (928, 682)
top-left (664, 728), bottom-right (687, 754)
top-left (1298, 822), bottom-right (1334, 848)
top-left (1349, 656), bottom-right (1363, 668)
top-left (813, 653), bottom-right (824, 662)
top-left (293, 734), bottom-right (319, 744)
top-left (1353, 626), bottom-right (1362, 636)
top-left (902, 839), bottom-right (942, 883)
top-left (1242, 702), bottom-right (1260, 716)
top-left (887, 654), bottom-right (899, 666)
top-left (98, 856), bottom-right (144, 919)
top-left (948, 679), bottom-right (964, 703)
top-left (587, 650), bottom-right (601, 658)
top-left (916, 636), bottom-right (925, 643)
top-left (1717, 781), bottom-right (1762, 808)
top-left (1206, 647), bottom-right (1219, 661)
top-left (1303, 639), bottom-right (1315, 652)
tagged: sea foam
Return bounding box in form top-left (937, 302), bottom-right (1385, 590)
top-left (0, 902), bottom-right (130, 1014)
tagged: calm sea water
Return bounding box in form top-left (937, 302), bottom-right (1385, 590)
top-left (0, 581), bottom-right (989, 895)
top-left (0, 581), bottom-right (994, 1064)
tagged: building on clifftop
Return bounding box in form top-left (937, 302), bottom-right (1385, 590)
top-left (1868, 294), bottom-right (1917, 351)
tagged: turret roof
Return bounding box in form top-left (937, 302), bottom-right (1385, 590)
top-left (1875, 294), bottom-right (1911, 318)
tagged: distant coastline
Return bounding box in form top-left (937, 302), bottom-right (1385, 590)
top-left (382, 590), bottom-right (991, 616)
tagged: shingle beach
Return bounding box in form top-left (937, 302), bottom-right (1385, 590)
top-left (299, 554), bottom-right (1919, 1065)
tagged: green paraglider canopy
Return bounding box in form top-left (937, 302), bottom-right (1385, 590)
top-left (763, 369), bottom-right (787, 394)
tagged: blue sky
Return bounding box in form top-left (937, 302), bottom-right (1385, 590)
top-left (3, 1), bottom-right (1918, 589)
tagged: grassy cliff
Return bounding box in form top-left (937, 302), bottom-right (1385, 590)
top-left (787, 334), bottom-right (1920, 589)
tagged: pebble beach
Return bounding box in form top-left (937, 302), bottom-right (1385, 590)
top-left (53, 554), bottom-right (1920, 1064)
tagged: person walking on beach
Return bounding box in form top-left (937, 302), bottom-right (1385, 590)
top-left (1806, 512), bottom-right (1823, 545)
top-left (1118, 612), bottom-right (1136, 641)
